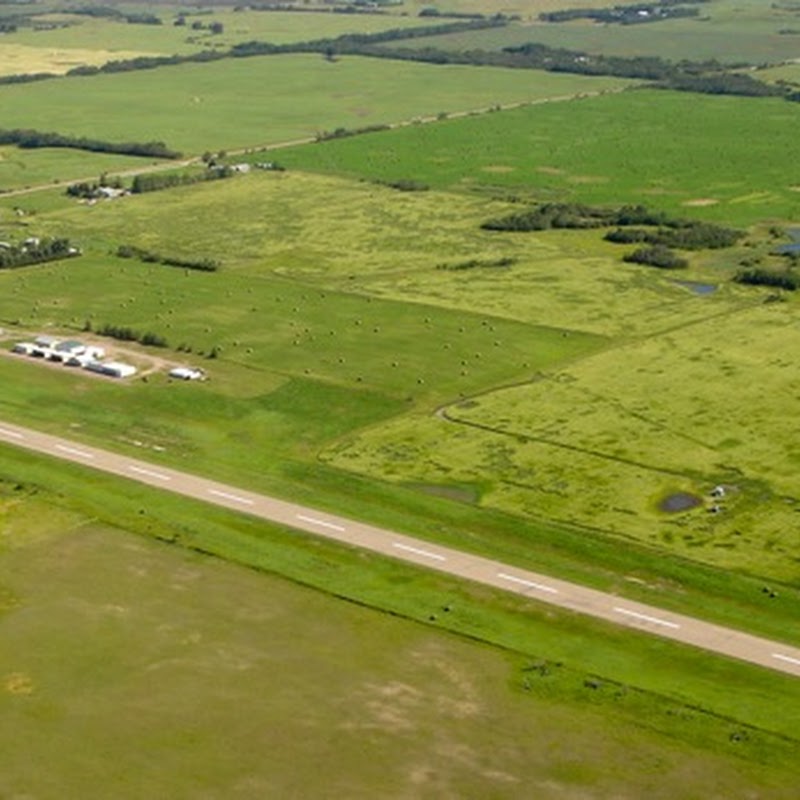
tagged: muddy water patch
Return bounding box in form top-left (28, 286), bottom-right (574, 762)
top-left (659, 492), bottom-right (702, 512)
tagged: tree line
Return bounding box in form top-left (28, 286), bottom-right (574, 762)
top-left (92, 322), bottom-right (169, 348)
top-left (130, 166), bottom-right (234, 194)
top-left (540, 0), bottom-right (708, 25)
top-left (116, 244), bottom-right (220, 272)
top-left (0, 238), bottom-right (79, 269)
top-left (0, 128), bottom-right (181, 159)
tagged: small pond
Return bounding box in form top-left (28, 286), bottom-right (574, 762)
top-left (659, 492), bottom-right (703, 512)
top-left (672, 280), bottom-right (717, 295)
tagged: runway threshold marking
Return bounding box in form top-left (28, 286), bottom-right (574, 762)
top-left (55, 444), bottom-right (94, 459)
top-left (296, 514), bottom-right (345, 532)
top-left (392, 542), bottom-right (446, 562)
top-left (613, 606), bottom-right (680, 629)
top-left (497, 572), bottom-right (559, 595)
top-left (0, 427), bottom-right (23, 439)
top-left (208, 489), bottom-right (254, 506)
top-left (128, 465), bottom-right (171, 482)
top-left (773, 653), bottom-right (800, 667)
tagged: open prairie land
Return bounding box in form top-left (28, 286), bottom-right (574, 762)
top-left (275, 89), bottom-right (800, 226)
top-left (2, 513), bottom-right (797, 799)
top-left (0, 55), bottom-right (629, 153)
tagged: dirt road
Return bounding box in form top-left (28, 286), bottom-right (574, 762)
top-left (2, 417), bottom-right (797, 678)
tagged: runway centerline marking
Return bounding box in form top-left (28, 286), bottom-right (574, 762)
top-left (773, 653), bottom-right (800, 667)
top-left (393, 542), bottom-right (446, 562)
top-left (128, 465), bottom-right (171, 482)
top-left (497, 572), bottom-right (559, 594)
top-left (0, 427), bottom-right (23, 439)
top-left (55, 444), bottom-right (94, 459)
top-left (296, 514), bottom-right (345, 532)
top-left (208, 489), bottom-right (254, 506)
top-left (613, 606), bottom-right (680, 629)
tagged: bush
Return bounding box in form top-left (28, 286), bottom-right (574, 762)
top-left (624, 245), bottom-right (688, 269)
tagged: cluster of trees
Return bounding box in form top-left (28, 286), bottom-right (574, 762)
top-left (94, 323), bottom-right (168, 347)
top-left (734, 268), bottom-right (798, 290)
top-left (131, 166), bottom-right (234, 194)
top-left (116, 244), bottom-right (219, 272)
top-left (623, 245), bottom-right (688, 269)
top-left (0, 128), bottom-right (180, 158)
top-left (69, 6), bottom-right (161, 25)
top-left (481, 203), bottom-right (674, 232)
top-left (66, 174), bottom-right (124, 199)
top-left (605, 221), bottom-right (742, 249)
top-left (0, 238), bottom-right (78, 269)
top-left (374, 178), bottom-right (429, 191)
top-left (0, 22), bottom-right (18, 33)
top-left (540, 0), bottom-right (707, 25)
top-left (315, 123), bottom-right (390, 141)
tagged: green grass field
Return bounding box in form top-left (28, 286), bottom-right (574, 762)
top-left (2, 515), bottom-right (797, 799)
top-left (1, 9), bottom-right (432, 57)
top-left (0, 145), bottom-right (163, 192)
top-left (274, 89), bottom-right (800, 227)
top-left (397, 0), bottom-right (800, 64)
top-left (0, 55), bottom-right (629, 154)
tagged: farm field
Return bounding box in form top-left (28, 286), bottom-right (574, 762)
top-left (0, 55), bottom-right (630, 154)
top-left (0, 145), bottom-right (162, 192)
top-left (274, 89), bottom-right (800, 227)
top-left (2, 518), bottom-right (797, 799)
top-left (393, 0), bottom-right (800, 64)
top-left (0, 42), bottom-right (154, 76)
top-left (1, 4), bottom-right (800, 791)
top-left (0, 9), bottom-right (432, 59)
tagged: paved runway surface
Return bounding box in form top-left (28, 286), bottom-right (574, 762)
top-left (1, 419), bottom-right (799, 678)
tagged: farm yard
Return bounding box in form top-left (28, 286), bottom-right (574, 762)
top-left (1, 0), bottom-right (800, 795)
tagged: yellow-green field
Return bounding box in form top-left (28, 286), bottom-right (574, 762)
top-left (0, 42), bottom-right (155, 76)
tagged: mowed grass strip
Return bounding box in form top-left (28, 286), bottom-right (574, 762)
top-left (0, 55), bottom-right (631, 153)
top-left (275, 89), bottom-right (800, 226)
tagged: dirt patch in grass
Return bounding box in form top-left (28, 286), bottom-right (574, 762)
top-left (683, 198), bottom-right (719, 207)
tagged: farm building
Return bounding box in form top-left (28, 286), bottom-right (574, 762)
top-left (85, 361), bottom-right (137, 379)
top-left (169, 366), bottom-right (206, 381)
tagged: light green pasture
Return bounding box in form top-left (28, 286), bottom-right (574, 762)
top-left (3, 9), bottom-right (430, 56)
top-left (1, 504), bottom-right (798, 797)
top-left (0, 145), bottom-right (160, 192)
top-left (0, 55), bottom-right (629, 153)
top-left (275, 89), bottom-right (800, 227)
top-left (326, 299), bottom-right (800, 582)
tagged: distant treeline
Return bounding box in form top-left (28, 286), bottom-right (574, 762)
top-left (315, 123), bottom-right (391, 141)
top-left (540, 0), bottom-right (708, 25)
top-left (605, 222), bottom-right (741, 249)
top-left (0, 238), bottom-right (78, 269)
top-left (623, 245), bottom-right (688, 269)
top-left (0, 128), bottom-right (181, 159)
top-left (131, 166), bottom-right (234, 194)
top-left (117, 244), bottom-right (220, 272)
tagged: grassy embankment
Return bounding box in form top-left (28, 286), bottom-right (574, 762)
top-left (2, 514), bottom-right (797, 799)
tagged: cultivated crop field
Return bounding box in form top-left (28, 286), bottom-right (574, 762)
top-left (0, 56), bottom-right (629, 154)
top-left (0, 42), bottom-right (153, 76)
top-left (275, 89), bottom-right (800, 227)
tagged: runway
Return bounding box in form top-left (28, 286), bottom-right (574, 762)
top-left (1, 418), bottom-right (798, 678)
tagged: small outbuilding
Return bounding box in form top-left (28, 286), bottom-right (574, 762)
top-left (169, 366), bottom-right (206, 381)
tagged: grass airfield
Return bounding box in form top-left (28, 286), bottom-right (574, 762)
top-left (1, 3), bottom-right (800, 794)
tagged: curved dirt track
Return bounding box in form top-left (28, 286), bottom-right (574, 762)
top-left (1, 418), bottom-right (799, 679)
